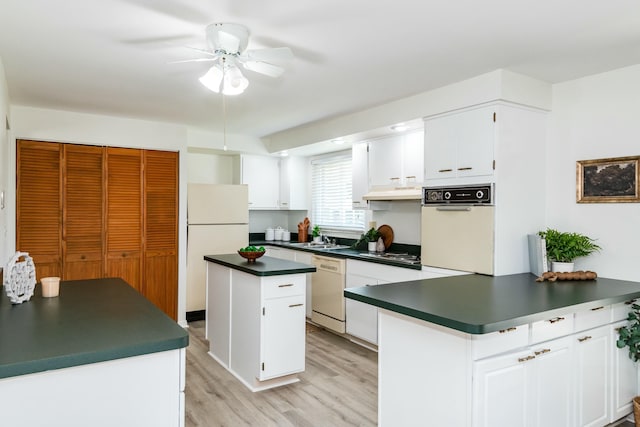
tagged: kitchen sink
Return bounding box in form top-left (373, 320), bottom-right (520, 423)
top-left (286, 242), bottom-right (351, 250)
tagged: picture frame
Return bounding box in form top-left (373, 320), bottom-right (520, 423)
top-left (576, 155), bottom-right (640, 203)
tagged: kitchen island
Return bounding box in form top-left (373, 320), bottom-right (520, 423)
top-left (0, 277), bottom-right (189, 427)
top-left (204, 254), bottom-right (316, 391)
top-left (345, 273), bottom-right (640, 427)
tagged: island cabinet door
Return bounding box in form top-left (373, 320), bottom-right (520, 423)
top-left (610, 321), bottom-right (637, 423)
top-left (528, 336), bottom-right (573, 427)
top-left (473, 348), bottom-right (532, 427)
top-left (574, 325), bottom-right (610, 427)
top-left (260, 295), bottom-right (305, 380)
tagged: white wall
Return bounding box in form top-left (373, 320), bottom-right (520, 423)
top-left (371, 201), bottom-right (422, 245)
top-left (546, 64), bottom-right (640, 281)
top-left (0, 57), bottom-right (10, 268)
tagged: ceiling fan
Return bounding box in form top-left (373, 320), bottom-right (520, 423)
top-left (175, 23), bottom-right (293, 95)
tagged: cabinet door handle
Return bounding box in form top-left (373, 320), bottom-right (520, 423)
top-left (578, 335), bottom-right (592, 342)
top-left (518, 355), bottom-right (536, 363)
top-left (590, 306), bottom-right (604, 311)
top-left (278, 283), bottom-right (294, 288)
top-left (499, 327), bottom-right (517, 333)
top-left (288, 303), bottom-right (303, 308)
top-left (457, 167), bottom-right (473, 171)
top-left (547, 317), bottom-right (565, 324)
top-left (534, 348), bottom-right (551, 356)
top-left (281, 202), bottom-right (288, 206)
top-left (438, 169), bottom-right (453, 173)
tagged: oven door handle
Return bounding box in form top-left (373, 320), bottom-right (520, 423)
top-left (435, 206), bottom-right (472, 212)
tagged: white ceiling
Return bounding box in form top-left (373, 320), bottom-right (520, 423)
top-left (1, 0), bottom-right (640, 144)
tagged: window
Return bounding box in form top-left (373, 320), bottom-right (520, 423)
top-left (311, 152), bottom-right (365, 231)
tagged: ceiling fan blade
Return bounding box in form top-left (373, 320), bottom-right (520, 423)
top-left (168, 58), bottom-right (217, 64)
top-left (241, 61), bottom-right (285, 78)
top-left (241, 47), bottom-right (293, 63)
top-left (182, 45), bottom-right (218, 57)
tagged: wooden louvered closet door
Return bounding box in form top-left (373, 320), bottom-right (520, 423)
top-left (143, 150), bottom-right (179, 320)
top-left (62, 144), bottom-right (104, 280)
top-left (16, 140), bottom-right (62, 280)
top-left (16, 141), bottom-right (179, 320)
top-left (105, 147), bottom-right (143, 292)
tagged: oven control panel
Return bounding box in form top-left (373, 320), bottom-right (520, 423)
top-left (422, 184), bottom-right (493, 205)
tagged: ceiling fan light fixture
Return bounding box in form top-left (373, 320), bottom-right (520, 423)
top-left (199, 63), bottom-right (248, 95)
top-left (199, 65), bottom-right (224, 93)
top-left (222, 65), bottom-right (249, 95)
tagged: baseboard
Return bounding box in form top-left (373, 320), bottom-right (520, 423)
top-left (186, 310), bottom-right (205, 322)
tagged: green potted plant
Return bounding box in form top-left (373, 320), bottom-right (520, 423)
top-left (312, 225), bottom-right (322, 243)
top-left (365, 227), bottom-right (381, 252)
top-left (616, 303), bottom-right (640, 424)
top-left (538, 228), bottom-right (601, 272)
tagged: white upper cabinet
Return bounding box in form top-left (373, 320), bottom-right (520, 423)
top-left (368, 130), bottom-right (424, 188)
top-left (351, 142), bottom-right (369, 209)
top-left (237, 154), bottom-right (308, 210)
top-left (240, 154), bottom-right (280, 209)
top-left (279, 156), bottom-right (308, 210)
top-left (424, 105), bottom-right (495, 183)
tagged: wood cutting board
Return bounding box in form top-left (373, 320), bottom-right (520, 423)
top-left (377, 224), bottom-right (394, 249)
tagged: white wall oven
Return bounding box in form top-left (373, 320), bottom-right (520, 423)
top-left (421, 184), bottom-right (495, 275)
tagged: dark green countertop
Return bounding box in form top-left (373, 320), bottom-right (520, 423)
top-left (204, 253), bottom-right (316, 276)
top-left (0, 278), bottom-right (189, 379)
top-left (344, 273), bottom-right (640, 334)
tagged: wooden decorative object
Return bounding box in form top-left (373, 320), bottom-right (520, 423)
top-left (3, 251), bottom-right (36, 304)
top-left (238, 251), bottom-right (265, 263)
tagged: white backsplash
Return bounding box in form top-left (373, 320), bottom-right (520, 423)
top-left (370, 200), bottom-right (422, 245)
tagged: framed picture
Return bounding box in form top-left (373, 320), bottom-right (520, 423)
top-left (576, 155), bottom-right (640, 203)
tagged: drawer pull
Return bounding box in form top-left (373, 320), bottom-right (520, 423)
top-left (457, 167), bottom-right (473, 171)
top-left (278, 284), bottom-right (294, 288)
top-left (320, 264), bottom-right (338, 271)
top-left (590, 306), bottom-right (604, 311)
top-left (498, 327), bottom-right (517, 334)
top-left (438, 169), bottom-right (453, 173)
top-left (534, 348), bottom-right (551, 356)
top-left (518, 355), bottom-right (535, 363)
top-left (288, 303), bottom-right (303, 308)
top-left (578, 335), bottom-right (592, 342)
top-left (547, 317), bottom-right (565, 324)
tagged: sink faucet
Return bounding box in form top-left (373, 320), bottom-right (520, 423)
top-left (322, 235), bottom-right (330, 244)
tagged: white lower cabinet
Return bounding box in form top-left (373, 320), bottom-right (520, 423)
top-left (261, 294), bottom-right (306, 380)
top-left (473, 336), bottom-right (572, 427)
top-left (207, 260), bottom-right (306, 391)
top-left (575, 325), bottom-right (610, 427)
top-left (345, 260), bottom-right (424, 345)
top-left (611, 320), bottom-right (639, 422)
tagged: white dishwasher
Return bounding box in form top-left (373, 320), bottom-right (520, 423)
top-left (311, 254), bottom-right (346, 333)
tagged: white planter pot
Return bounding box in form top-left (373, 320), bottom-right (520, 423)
top-left (313, 236), bottom-right (322, 243)
top-left (367, 241), bottom-right (377, 252)
top-left (551, 261), bottom-right (574, 272)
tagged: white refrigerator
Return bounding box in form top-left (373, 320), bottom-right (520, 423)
top-left (187, 184), bottom-right (249, 312)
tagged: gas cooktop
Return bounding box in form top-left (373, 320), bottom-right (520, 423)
top-left (359, 252), bottom-right (422, 265)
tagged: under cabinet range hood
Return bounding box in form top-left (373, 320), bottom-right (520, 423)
top-left (362, 186), bottom-right (422, 201)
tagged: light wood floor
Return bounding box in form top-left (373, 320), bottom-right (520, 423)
top-left (185, 321), bottom-right (636, 427)
top-left (185, 321), bottom-right (378, 427)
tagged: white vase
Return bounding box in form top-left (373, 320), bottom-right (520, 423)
top-left (367, 241), bottom-right (377, 252)
top-left (551, 261), bottom-right (574, 272)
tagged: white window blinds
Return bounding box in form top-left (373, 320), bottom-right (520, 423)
top-left (311, 153), bottom-right (365, 231)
